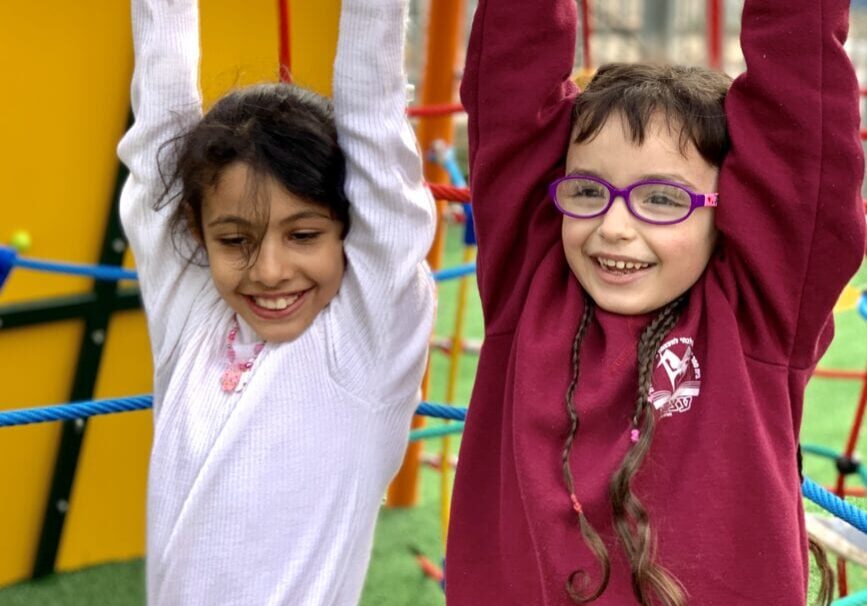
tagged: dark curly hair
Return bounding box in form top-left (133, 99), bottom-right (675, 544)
top-left (157, 82), bottom-right (351, 263)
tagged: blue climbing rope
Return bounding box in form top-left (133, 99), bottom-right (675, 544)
top-left (833, 590), bottom-right (867, 606)
top-left (802, 477), bottom-right (867, 534)
top-left (0, 246), bottom-right (139, 282)
top-left (0, 395), bottom-right (467, 428)
top-left (431, 262), bottom-right (476, 282)
top-left (0, 395), bottom-right (153, 426)
top-left (410, 423), bottom-right (466, 442)
top-left (416, 401), bottom-right (467, 421)
top-left (10, 393), bottom-right (867, 549)
top-left (0, 245), bottom-right (474, 285)
top-left (15, 257), bottom-right (138, 281)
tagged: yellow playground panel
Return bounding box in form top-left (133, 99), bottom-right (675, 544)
top-left (0, 0), bottom-right (339, 587)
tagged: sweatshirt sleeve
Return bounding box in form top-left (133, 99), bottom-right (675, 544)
top-left (329, 0), bottom-right (437, 403)
top-left (117, 0), bottom-right (212, 366)
top-left (461, 0), bottom-right (580, 335)
top-left (714, 0), bottom-right (865, 367)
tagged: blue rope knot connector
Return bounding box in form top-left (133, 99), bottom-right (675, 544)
top-left (0, 245), bottom-right (18, 292)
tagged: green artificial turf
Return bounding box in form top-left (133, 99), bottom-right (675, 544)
top-left (0, 233), bottom-right (864, 606)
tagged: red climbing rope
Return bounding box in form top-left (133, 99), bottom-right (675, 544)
top-left (427, 182), bottom-right (472, 203)
top-left (407, 103), bottom-right (465, 118)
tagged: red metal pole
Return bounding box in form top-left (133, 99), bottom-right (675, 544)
top-left (836, 364), bottom-right (867, 495)
top-left (843, 371), bottom-right (867, 459)
top-left (707, 0), bottom-right (723, 70)
top-left (278, 0), bottom-right (292, 83)
top-left (830, 363), bottom-right (867, 597)
top-left (813, 368), bottom-right (867, 381)
top-left (580, 0), bottom-right (593, 71)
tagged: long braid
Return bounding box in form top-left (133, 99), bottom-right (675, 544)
top-left (562, 298), bottom-right (612, 603)
top-left (609, 298), bottom-right (687, 606)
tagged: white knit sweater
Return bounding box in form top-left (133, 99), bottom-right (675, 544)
top-left (117, 1), bottom-right (436, 604)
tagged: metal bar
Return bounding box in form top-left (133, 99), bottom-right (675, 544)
top-left (0, 290), bottom-right (140, 330)
top-left (278, 0), bottom-right (292, 82)
top-left (580, 0), bottom-right (593, 70)
top-left (32, 113), bottom-right (133, 578)
top-left (707, 0), bottom-right (723, 69)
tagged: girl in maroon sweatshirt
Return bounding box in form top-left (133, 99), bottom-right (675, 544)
top-left (446, 0), bottom-right (865, 604)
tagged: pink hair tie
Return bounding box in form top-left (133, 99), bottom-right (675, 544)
top-left (570, 493), bottom-right (583, 515)
top-left (630, 428), bottom-right (640, 443)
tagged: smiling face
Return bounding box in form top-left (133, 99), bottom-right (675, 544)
top-left (561, 112), bottom-right (719, 315)
top-left (201, 162), bottom-right (345, 342)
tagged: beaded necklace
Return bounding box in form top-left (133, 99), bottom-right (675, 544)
top-left (220, 315), bottom-right (266, 393)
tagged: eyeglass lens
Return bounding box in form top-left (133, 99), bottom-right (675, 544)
top-left (555, 178), bottom-right (692, 222)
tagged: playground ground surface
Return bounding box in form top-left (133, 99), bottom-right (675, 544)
top-left (0, 230), bottom-right (865, 605)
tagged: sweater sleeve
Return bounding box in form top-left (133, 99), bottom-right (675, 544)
top-left (117, 0), bottom-right (212, 366)
top-left (329, 0), bottom-right (437, 403)
top-left (461, 0), bottom-right (579, 335)
top-left (714, 0), bottom-right (865, 367)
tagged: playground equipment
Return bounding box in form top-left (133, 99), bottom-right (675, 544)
top-left (803, 290), bottom-right (867, 598)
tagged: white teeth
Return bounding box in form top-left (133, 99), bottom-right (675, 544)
top-left (596, 257), bottom-right (650, 271)
top-left (254, 294), bottom-right (300, 310)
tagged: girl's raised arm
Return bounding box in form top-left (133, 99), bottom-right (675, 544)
top-left (117, 0), bottom-right (210, 366)
top-left (330, 0), bottom-right (437, 402)
top-left (462, 0), bottom-right (579, 334)
top-left (716, 0), bottom-right (865, 366)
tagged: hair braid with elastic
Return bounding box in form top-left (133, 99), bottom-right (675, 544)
top-left (562, 298), bottom-right (612, 603)
top-left (608, 297), bottom-right (687, 606)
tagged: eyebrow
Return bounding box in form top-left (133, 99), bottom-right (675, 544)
top-left (566, 168), bottom-right (699, 191)
top-left (207, 210), bottom-right (333, 229)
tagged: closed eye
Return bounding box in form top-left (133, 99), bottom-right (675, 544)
top-left (290, 231), bottom-right (321, 243)
top-left (217, 236), bottom-right (248, 247)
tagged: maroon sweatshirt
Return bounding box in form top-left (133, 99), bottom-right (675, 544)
top-left (445, 0), bottom-right (865, 604)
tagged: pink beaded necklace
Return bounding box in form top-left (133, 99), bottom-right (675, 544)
top-left (220, 315), bottom-right (266, 393)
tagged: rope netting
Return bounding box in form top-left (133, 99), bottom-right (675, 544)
top-left (3, 394), bottom-right (867, 543)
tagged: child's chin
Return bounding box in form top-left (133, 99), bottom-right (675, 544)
top-left (583, 286), bottom-right (660, 316)
top-left (250, 320), bottom-right (309, 344)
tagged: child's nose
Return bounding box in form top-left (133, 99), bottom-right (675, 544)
top-left (597, 196), bottom-right (637, 241)
top-left (249, 240), bottom-right (292, 286)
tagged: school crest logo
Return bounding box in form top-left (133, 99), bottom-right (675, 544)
top-left (648, 336), bottom-right (702, 418)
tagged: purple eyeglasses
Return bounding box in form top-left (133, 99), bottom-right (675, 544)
top-left (549, 174), bottom-right (719, 225)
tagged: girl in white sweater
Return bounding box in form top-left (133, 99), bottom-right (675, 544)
top-left (117, 0), bottom-right (436, 604)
